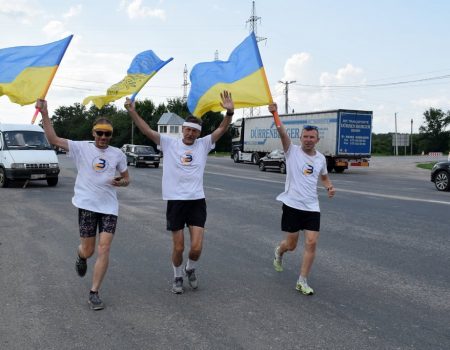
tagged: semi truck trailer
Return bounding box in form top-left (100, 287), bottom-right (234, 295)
top-left (230, 109), bottom-right (372, 173)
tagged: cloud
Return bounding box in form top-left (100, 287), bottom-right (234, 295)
top-left (274, 56), bottom-right (371, 115)
top-left (63, 4), bottom-right (82, 19)
top-left (281, 52), bottom-right (312, 82)
top-left (0, 0), bottom-right (41, 24)
top-left (42, 20), bottom-right (67, 38)
top-left (123, 0), bottom-right (166, 20)
top-left (320, 63), bottom-right (365, 86)
top-left (411, 96), bottom-right (450, 110)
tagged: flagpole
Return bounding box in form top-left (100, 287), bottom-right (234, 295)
top-left (32, 35), bottom-right (73, 124)
top-left (31, 66), bottom-right (58, 124)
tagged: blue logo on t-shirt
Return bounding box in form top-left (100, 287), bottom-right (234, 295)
top-left (92, 156), bottom-right (108, 172)
top-left (302, 163), bottom-right (314, 175)
top-left (180, 152), bottom-right (193, 165)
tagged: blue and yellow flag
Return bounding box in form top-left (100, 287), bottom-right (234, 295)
top-left (83, 51), bottom-right (173, 108)
top-left (187, 33), bottom-right (272, 117)
top-left (0, 35), bottom-right (73, 106)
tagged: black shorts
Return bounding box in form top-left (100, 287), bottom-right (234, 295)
top-left (166, 199), bottom-right (207, 231)
top-left (281, 204), bottom-right (320, 233)
top-left (78, 209), bottom-right (118, 238)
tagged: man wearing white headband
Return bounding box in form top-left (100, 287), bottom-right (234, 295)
top-left (125, 90), bottom-right (234, 294)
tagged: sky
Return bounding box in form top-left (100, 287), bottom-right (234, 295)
top-left (1, 0), bottom-right (450, 134)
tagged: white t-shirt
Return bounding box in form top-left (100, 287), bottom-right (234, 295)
top-left (159, 134), bottom-right (215, 200)
top-left (67, 141), bottom-right (127, 216)
top-left (276, 143), bottom-right (327, 212)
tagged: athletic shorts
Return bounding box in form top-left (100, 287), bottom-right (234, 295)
top-left (166, 199), bottom-right (207, 231)
top-left (78, 208), bottom-right (118, 238)
top-left (281, 203), bottom-right (320, 232)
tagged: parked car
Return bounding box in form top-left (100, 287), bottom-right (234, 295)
top-left (124, 144), bottom-right (160, 168)
top-left (259, 149), bottom-right (286, 174)
top-left (431, 161), bottom-right (450, 191)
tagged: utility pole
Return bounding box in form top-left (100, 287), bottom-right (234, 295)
top-left (214, 50), bottom-right (219, 61)
top-left (131, 121), bottom-right (134, 145)
top-left (394, 112), bottom-right (398, 156)
top-left (246, 1), bottom-right (266, 117)
top-left (279, 80), bottom-right (296, 114)
top-left (182, 64), bottom-right (189, 102)
top-left (410, 118), bottom-right (413, 155)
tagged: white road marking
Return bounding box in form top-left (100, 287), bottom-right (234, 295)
top-left (205, 171), bottom-right (450, 206)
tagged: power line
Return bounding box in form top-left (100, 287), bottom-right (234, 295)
top-left (294, 74), bottom-right (450, 89)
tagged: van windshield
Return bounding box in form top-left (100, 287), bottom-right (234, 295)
top-left (2, 131), bottom-right (52, 150)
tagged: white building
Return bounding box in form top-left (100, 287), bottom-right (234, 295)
top-left (157, 112), bottom-right (184, 139)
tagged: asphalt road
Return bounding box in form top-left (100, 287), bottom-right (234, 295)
top-left (0, 155), bottom-right (449, 350)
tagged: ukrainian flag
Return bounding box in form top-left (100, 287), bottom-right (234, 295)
top-left (0, 35), bottom-right (73, 106)
top-left (83, 50), bottom-right (173, 109)
top-left (187, 33), bottom-right (272, 117)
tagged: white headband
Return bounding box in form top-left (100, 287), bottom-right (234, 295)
top-left (182, 122), bottom-right (202, 131)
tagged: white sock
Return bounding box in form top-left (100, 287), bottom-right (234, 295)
top-left (298, 275), bottom-right (308, 284)
top-left (173, 264), bottom-right (183, 278)
top-left (186, 259), bottom-right (197, 271)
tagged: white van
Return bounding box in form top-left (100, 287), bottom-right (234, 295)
top-left (0, 123), bottom-right (60, 187)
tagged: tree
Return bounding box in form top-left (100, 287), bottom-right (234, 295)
top-left (200, 111), bottom-right (231, 152)
top-left (371, 133), bottom-right (393, 155)
top-left (418, 108), bottom-right (450, 153)
top-left (419, 108), bottom-right (450, 136)
top-left (166, 97), bottom-right (189, 118)
top-left (52, 103), bottom-right (91, 141)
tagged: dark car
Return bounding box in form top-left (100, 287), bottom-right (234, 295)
top-left (124, 144), bottom-right (160, 168)
top-left (431, 161), bottom-right (450, 191)
top-left (259, 149), bottom-right (286, 174)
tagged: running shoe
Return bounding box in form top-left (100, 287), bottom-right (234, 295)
top-left (75, 254), bottom-right (87, 277)
top-left (273, 246), bottom-right (283, 272)
top-left (172, 277), bottom-right (184, 294)
top-left (295, 280), bottom-right (314, 295)
top-left (88, 291), bottom-right (105, 310)
top-left (184, 266), bottom-right (198, 289)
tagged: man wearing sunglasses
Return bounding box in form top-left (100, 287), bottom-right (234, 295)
top-left (268, 103), bottom-right (335, 296)
top-left (36, 99), bottom-right (130, 310)
top-left (124, 91), bottom-right (234, 294)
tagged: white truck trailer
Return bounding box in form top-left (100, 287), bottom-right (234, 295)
top-left (230, 109), bottom-right (372, 173)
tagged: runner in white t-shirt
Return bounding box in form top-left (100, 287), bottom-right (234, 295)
top-left (37, 99), bottom-right (130, 310)
top-left (268, 103), bottom-right (336, 296)
top-left (125, 91), bottom-right (234, 294)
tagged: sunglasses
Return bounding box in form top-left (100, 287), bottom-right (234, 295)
top-left (95, 131), bottom-right (112, 137)
top-left (303, 125), bottom-right (318, 131)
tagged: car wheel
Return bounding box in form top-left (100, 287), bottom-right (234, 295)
top-left (233, 152), bottom-right (240, 163)
top-left (47, 177), bottom-right (58, 187)
top-left (434, 170), bottom-right (450, 191)
top-left (154, 163), bottom-right (159, 168)
top-left (0, 168), bottom-right (9, 188)
top-left (259, 162), bottom-right (266, 171)
top-left (280, 162), bottom-right (286, 174)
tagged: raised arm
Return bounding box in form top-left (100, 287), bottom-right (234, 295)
top-left (124, 98), bottom-right (160, 145)
top-left (269, 103), bottom-right (291, 153)
top-left (211, 90), bottom-right (235, 144)
top-left (36, 99), bottom-right (69, 151)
